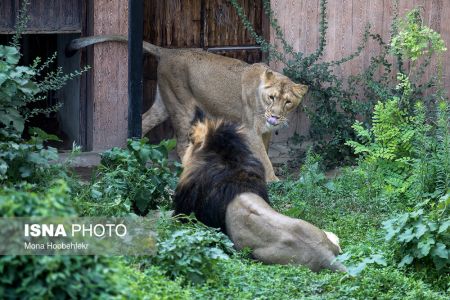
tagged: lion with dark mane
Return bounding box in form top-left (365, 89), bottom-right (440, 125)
top-left (174, 118), bottom-right (347, 273)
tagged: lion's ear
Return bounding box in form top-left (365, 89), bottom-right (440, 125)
top-left (191, 121), bottom-right (208, 146)
top-left (292, 84), bottom-right (308, 97)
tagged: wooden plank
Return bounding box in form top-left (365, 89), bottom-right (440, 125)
top-left (0, 0), bottom-right (16, 32)
top-left (0, 0), bottom-right (82, 34)
top-left (204, 0), bottom-right (262, 47)
top-left (91, 0), bottom-right (128, 150)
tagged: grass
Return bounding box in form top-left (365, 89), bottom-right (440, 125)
top-left (113, 173), bottom-right (449, 300)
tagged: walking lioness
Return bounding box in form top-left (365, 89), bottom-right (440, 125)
top-left (67, 35), bottom-right (308, 181)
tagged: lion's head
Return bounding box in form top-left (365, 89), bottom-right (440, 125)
top-left (259, 69), bottom-right (308, 130)
top-left (174, 118), bottom-right (269, 233)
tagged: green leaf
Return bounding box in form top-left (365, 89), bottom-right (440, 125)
top-left (29, 127), bottom-right (62, 142)
top-left (347, 262), bottom-right (367, 277)
top-left (17, 81), bottom-right (39, 95)
top-left (28, 152), bottom-right (50, 165)
top-left (0, 45), bottom-right (20, 64)
top-left (134, 187), bottom-right (152, 214)
top-left (19, 166), bottom-right (32, 178)
top-left (417, 238), bottom-right (435, 258)
top-left (432, 255), bottom-right (448, 270)
top-left (0, 109), bottom-right (24, 134)
top-left (438, 220), bottom-right (450, 234)
top-left (398, 255), bottom-right (413, 267)
top-left (162, 139), bottom-right (177, 152)
top-left (0, 158), bottom-right (8, 175)
top-left (414, 223), bottom-right (428, 239)
top-left (398, 228), bottom-right (414, 243)
top-left (0, 73), bottom-right (8, 86)
top-left (431, 243), bottom-right (448, 259)
top-left (370, 254), bottom-right (387, 266)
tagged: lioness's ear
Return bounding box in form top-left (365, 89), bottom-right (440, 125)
top-left (264, 69), bottom-right (275, 82)
top-left (292, 84), bottom-right (308, 97)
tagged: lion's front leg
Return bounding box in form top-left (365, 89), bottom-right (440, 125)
top-left (247, 132), bottom-right (279, 182)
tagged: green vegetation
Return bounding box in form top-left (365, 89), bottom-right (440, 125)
top-left (75, 138), bottom-right (179, 217)
top-left (0, 1), bottom-right (448, 299)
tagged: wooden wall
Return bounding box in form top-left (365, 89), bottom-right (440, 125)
top-left (0, 0), bottom-right (82, 34)
top-left (91, 0), bottom-right (128, 150)
top-left (269, 0), bottom-right (450, 143)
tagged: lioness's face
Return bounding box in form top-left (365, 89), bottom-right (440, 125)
top-left (261, 70), bottom-right (308, 130)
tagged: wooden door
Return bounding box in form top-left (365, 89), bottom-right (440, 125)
top-left (143, 0), bottom-right (265, 142)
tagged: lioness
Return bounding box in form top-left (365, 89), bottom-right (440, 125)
top-left (174, 118), bottom-right (346, 273)
top-left (67, 35), bottom-right (308, 181)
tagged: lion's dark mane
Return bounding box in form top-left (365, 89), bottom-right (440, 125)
top-left (173, 121), bottom-right (269, 233)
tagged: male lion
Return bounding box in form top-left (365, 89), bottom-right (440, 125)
top-left (67, 35), bottom-right (308, 181)
top-left (173, 118), bottom-right (346, 273)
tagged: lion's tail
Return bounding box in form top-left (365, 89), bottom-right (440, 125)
top-left (65, 34), bottom-right (163, 58)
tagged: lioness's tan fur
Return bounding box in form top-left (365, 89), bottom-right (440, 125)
top-left (67, 35), bottom-right (308, 181)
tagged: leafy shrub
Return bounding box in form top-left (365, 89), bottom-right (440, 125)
top-left (0, 45), bottom-right (39, 134)
top-left (0, 44), bottom-right (87, 137)
top-left (0, 127), bottom-right (66, 185)
top-left (346, 98), bottom-right (420, 202)
top-left (0, 255), bottom-right (121, 299)
top-left (391, 8), bottom-right (447, 62)
top-left (113, 263), bottom-right (192, 299)
top-left (75, 138), bottom-right (179, 216)
top-left (0, 180), bottom-right (74, 217)
top-left (347, 97), bottom-right (449, 272)
top-left (383, 195), bottom-right (449, 271)
top-left (381, 102), bottom-right (450, 272)
top-left (0, 180), bottom-right (125, 299)
top-left (153, 223), bottom-right (233, 284)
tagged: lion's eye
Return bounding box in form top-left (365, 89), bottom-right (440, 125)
top-left (269, 95), bottom-right (275, 101)
top-left (286, 100), bottom-right (292, 106)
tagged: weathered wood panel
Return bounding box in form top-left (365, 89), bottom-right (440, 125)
top-left (269, 0), bottom-right (450, 143)
top-left (91, 0), bottom-right (128, 150)
top-left (0, 0), bottom-right (82, 34)
top-left (0, 0), bottom-right (16, 31)
top-left (204, 0), bottom-right (262, 47)
top-left (144, 0), bottom-right (202, 48)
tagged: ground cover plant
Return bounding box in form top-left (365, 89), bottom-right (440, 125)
top-left (74, 138), bottom-right (179, 217)
top-left (1, 1), bottom-right (449, 299)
